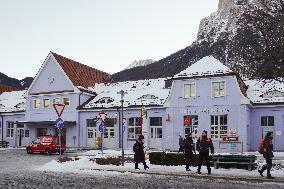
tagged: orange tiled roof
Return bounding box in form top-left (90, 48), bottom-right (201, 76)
top-left (0, 84), bottom-right (18, 93)
top-left (51, 52), bottom-right (110, 88)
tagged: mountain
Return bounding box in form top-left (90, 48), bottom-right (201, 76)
top-left (112, 0), bottom-right (284, 81)
top-left (0, 72), bottom-right (33, 90)
top-left (126, 59), bottom-right (155, 70)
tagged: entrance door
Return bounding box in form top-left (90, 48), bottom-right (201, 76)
top-left (103, 126), bottom-right (114, 148)
top-left (150, 127), bottom-right (163, 149)
top-left (16, 128), bottom-right (24, 147)
top-left (87, 127), bottom-right (98, 148)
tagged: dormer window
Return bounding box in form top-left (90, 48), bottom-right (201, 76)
top-left (138, 94), bottom-right (158, 100)
top-left (15, 102), bottom-right (25, 109)
top-left (260, 90), bottom-right (284, 98)
top-left (212, 81), bottom-right (226, 97)
top-left (98, 97), bottom-right (114, 104)
top-left (184, 83), bottom-right (196, 98)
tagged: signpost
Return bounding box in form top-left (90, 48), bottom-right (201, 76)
top-left (53, 104), bottom-right (65, 157)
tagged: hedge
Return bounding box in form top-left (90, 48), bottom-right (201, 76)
top-left (149, 152), bottom-right (212, 166)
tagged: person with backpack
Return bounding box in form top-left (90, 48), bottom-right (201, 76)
top-left (133, 135), bottom-right (149, 170)
top-left (196, 130), bottom-right (214, 175)
top-left (183, 132), bottom-right (196, 171)
top-left (258, 132), bottom-right (274, 179)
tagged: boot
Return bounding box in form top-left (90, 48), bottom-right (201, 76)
top-left (144, 164), bottom-right (149, 170)
top-left (208, 168), bottom-right (211, 175)
top-left (267, 175), bottom-right (275, 179)
top-left (197, 169), bottom-right (201, 174)
top-left (258, 170), bottom-right (264, 177)
top-left (135, 163), bottom-right (139, 170)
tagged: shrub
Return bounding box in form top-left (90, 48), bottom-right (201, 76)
top-left (149, 152), bottom-right (212, 167)
top-left (95, 157), bottom-right (121, 166)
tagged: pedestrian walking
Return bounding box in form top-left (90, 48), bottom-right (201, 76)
top-left (178, 135), bottom-right (184, 153)
top-left (133, 135), bottom-right (149, 170)
top-left (183, 133), bottom-right (196, 171)
top-left (258, 132), bottom-right (274, 179)
top-left (196, 130), bottom-right (214, 175)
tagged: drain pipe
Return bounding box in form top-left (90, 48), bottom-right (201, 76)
top-left (78, 91), bottom-right (84, 148)
top-left (1, 114), bottom-right (3, 148)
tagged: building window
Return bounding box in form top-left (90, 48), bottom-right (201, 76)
top-left (25, 130), bottom-right (29, 138)
top-left (34, 99), bottom-right (41, 108)
top-left (87, 119), bottom-right (97, 127)
top-left (6, 122), bottom-right (14, 138)
top-left (37, 128), bottom-right (47, 137)
top-left (43, 99), bottom-right (50, 108)
top-left (184, 83), bottom-right (196, 98)
top-left (150, 117), bottom-right (163, 139)
top-left (261, 116), bottom-right (274, 126)
top-left (63, 97), bottom-right (70, 106)
top-left (210, 115), bottom-right (228, 139)
top-left (53, 98), bottom-right (60, 105)
top-left (128, 117), bottom-right (141, 139)
top-left (184, 115), bottom-right (198, 137)
top-left (212, 81), bottom-right (225, 97)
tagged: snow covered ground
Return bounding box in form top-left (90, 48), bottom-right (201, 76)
top-left (36, 150), bottom-right (284, 180)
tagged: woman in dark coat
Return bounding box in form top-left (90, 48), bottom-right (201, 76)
top-left (133, 135), bottom-right (149, 170)
top-left (183, 133), bottom-right (195, 171)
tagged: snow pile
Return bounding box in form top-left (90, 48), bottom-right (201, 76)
top-left (84, 78), bottom-right (170, 109)
top-left (245, 79), bottom-right (284, 104)
top-left (126, 59), bottom-right (155, 70)
top-left (174, 56), bottom-right (233, 78)
top-left (0, 90), bottom-right (26, 113)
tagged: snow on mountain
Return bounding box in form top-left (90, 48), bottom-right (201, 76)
top-left (126, 59), bottom-right (155, 70)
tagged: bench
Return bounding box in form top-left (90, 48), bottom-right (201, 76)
top-left (0, 141), bottom-right (9, 148)
top-left (212, 155), bottom-right (257, 171)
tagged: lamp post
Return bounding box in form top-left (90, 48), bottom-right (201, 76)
top-left (117, 90), bottom-right (127, 166)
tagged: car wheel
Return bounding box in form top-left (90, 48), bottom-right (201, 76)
top-left (27, 148), bottom-right (33, 154)
top-left (46, 148), bottom-right (52, 155)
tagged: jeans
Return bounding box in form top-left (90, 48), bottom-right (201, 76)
top-left (198, 152), bottom-right (211, 172)
top-left (261, 158), bottom-right (272, 176)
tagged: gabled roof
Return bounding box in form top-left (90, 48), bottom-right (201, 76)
top-left (51, 52), bottom-right (110, 88)
top-left (0, 84), bottom-right (19, 93)
top-left (0, 90), bottom-right (26, 113)
top-left (174, 56), bottom-right (233, 78)
top-left (82, 78), bottom-right (170, 109)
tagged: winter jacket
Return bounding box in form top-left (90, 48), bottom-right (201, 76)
top-left (263, 138), bottom-right (274, 159)
top-left (183, 137), bottom-right (195, 155)
top-left (196, 136), bottom-right (214, 154)
top-left (133, 139), bottom-right (145, 163)
top-left (179, 136), bottom-right (184, 146)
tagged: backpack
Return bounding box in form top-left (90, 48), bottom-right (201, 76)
top-left (258, 139), bottom-right (266, 154)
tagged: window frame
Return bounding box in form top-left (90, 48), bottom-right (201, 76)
top-left (211, 81), bottom-right (226, 98)
top-left (210, 115), bottom-right (228, 139)
top-left (183, 82), bottom-right (196, 99)
top-left (43, 99), bottom-right (50, 108)
top-left (261, 116), bottom-right (275, 127)
top-left (150, 117), bottom-right (163, 139)
top-left (127, 117), bottom-right (142, 139)
top-left (6, 122), bottom-right (14, 138)
top-left (62, 97), bottom-right (70, 106)
top-left (33, 99), bottom-right (41, 109)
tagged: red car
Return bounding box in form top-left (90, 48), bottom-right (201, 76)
top-left (26, 136), bottom-right (66, 155)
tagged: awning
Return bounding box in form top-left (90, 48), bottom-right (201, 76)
top-left (15, 120), bottom-right (76, 127)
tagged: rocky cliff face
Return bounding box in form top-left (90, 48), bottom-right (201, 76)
top-left (112, 0), bottom-right (284, 82)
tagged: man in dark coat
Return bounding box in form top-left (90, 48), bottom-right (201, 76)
top-left (183, 133), bottom-right (195, 171)
top-left (133, 135), bottom-right (149, 170)
top-left (258, 132), bottom-right (274, 179)
top-left (196, 130), bottom-right (214, 175)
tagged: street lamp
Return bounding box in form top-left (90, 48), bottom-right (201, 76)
top-left (117, 90), bottom-right (127, 166)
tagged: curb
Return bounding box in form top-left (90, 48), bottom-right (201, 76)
top-left (79, 168), bottom-right (284, 184)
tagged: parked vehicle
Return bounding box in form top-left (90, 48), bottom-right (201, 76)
top-left (26, 136), bottom-right (66, 155)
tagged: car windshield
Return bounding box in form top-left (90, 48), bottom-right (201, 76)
top-left (33, 139), bottom-right (40, 144)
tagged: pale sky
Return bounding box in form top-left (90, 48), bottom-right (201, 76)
top-left (0, 0), bottom-right (218, 79)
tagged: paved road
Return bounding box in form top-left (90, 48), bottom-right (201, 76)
top-left (0, 149), bottom-right (283, 189)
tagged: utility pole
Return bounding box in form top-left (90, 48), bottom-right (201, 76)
top-left (117, 90), bottom-right (127, 166)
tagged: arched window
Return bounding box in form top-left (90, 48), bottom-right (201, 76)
top-left (260, 90), bottom-right (284, 98)
top-left (97, 97), bottom-right (114, 104)
top-left (138, 94), bottom-right (158, 100)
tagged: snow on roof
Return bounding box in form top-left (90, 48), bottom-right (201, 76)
top-left (174, 56), bottom-right (233, 78)
top-left (83, 78), bottom-right (170, 109)
top-left (245, 79), bottom-right (284, 104)
top-left (0, 90), bottom-right (26, 113)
